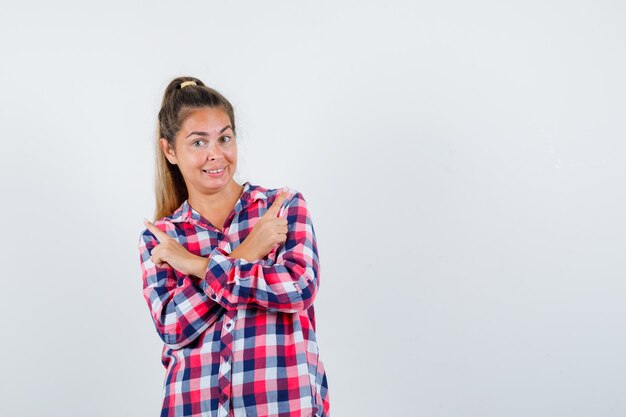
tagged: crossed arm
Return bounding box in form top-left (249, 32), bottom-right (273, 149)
top-left (138, 190), bottom-right (320, 350)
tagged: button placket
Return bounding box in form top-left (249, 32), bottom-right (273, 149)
top-left (217, 230), bottom-right (231, 253)
top-left (215, 219), bottom-right (237, 415)
top-left (217, 309), bottom-right (236, 415)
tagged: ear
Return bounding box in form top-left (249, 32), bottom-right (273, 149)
top-left (159, 138), bottom-right (177, 165)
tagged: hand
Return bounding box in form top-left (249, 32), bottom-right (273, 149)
top-left (232, 190), bottom-right (289, 261)
top-left (142, 219), bottom-right (208, 278)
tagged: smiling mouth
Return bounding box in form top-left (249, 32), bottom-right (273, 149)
top-left (202, 166), bottom-right (226, 174)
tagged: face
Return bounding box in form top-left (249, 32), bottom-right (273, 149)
top-left (160, 107), bottom-right (238, 196)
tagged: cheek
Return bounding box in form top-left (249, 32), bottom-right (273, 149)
top-left (188, 153), bottom-right (206, 165)
top-left (179, 154), bottom-right (204, 171)
top-left (226, 148), bottom-right (237, 162)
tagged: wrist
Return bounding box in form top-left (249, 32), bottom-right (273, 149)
top-left (192, 256), bottom-right (210, 278)
top-left (230, 244), bottom-right (254, 261)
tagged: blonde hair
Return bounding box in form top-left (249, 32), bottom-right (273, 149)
top-left (151, 76), bottom-right (236, 220)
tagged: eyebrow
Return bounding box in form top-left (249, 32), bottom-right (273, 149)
top-left (185, 125), bottom-right (233, 139)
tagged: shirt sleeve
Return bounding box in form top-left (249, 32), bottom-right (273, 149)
top-left (200, 189), bottom-right (321, 313)
top-left (138, 223), bottom-right (225, 350)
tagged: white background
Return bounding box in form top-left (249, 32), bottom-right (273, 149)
top-left (1, 1), bottom-right (625, 416)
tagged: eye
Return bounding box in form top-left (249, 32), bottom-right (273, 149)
top-left (221, 135), bottom-right (232, 143)
top-left (192, 139), bottom-right (206, 147)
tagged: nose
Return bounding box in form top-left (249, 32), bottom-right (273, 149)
top-left (206, 140), bottom-right (223, 160)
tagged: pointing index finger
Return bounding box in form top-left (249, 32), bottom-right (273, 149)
top-left (143, 218), bottom-right (171, 242)
top-left (268, 189), bottom-right (289, 216)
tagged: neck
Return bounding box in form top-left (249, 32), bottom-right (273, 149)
top-left (188, 180), bottom-right (244, 212)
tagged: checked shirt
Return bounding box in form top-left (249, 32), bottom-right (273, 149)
top-left (138, 181), bottom-right (330, 417)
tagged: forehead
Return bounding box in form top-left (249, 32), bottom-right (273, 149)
top-left (180, 107), bottom-right (231, 133)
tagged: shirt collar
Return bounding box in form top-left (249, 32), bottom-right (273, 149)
top-left (169, 181), bottom-right (268, 226)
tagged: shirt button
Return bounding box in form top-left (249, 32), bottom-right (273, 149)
top-left (220, 393), bottom-right (228, 402)
top-left (224, 355), bottom-right (230, 361)
top-left (217, 232), bottom-right (224, 240)
top-left (210, 293), bottom-right (217, 300)
top-left (225, 322), bottom-right (231, 329)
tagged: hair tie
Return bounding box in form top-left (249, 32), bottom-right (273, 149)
top-left (180, 80), bottom-right (197, 89)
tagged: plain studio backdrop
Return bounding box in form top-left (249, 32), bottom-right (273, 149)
top-left (1, 1), bottom-right (625, 416)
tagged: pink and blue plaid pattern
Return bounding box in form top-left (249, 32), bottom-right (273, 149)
top-left (138, 182), bottom-right (330, 417)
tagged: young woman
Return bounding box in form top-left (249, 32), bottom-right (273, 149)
top-left (138, 76), bottom-right (330, 417)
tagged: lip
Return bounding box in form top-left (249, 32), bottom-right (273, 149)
top-left (203, 165), bottom-right (226, 171)
top-left (202, 166), bottom-right (227, 177)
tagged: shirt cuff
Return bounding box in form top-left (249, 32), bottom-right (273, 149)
top-left (202, 246), bottom-right (235, 300)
